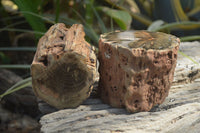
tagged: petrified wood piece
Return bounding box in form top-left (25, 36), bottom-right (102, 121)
top-left (98, 30), bottom-right (180, 112)
top-left (31, 23), bottom-right (96, 109)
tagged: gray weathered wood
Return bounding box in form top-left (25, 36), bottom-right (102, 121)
top-left (173, 41), bottom-right (200, 84)
top-left (40, 84), bottom-right (200, 133)
top-left (40, 41), bottom-right (200, 133)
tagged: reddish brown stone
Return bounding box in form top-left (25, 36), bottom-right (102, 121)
top-left (31, 23), bottom-right (96, 109)
top-left (98, 30), bottom-right (180, 112)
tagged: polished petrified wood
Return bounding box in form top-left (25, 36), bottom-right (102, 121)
top-left (31, 23), bottom-right (96, 109)
top-left (98, 30), bottom-right (180, 112)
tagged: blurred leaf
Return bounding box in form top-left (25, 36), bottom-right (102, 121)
top-left (147, 20), bottom-right (165, 31)
top-left (125, 0), bottom-right (140, 14)
top-left (187, 6), bottom-right (200, 20)
top-left (171, 0), bottom-right (189, 21)
top-left (84, 1), bottom-right (107, 33)
top-left (1, 0), bottom-right (18, 12)
top-left (180, 35), bottom-right (200, 41)
top-left (106, 0), bottom-right (140, 14)
top-left (138, 0), bottom-right (153, 16)
top-left (91, 5), bottom-right (107, 33)
top-left (105, 0), bottom-right (152, 26)
top-left (13, 0), bottom-right (46, 38)
top-left (154, 0), bottom-right (188, 23)
top-left (85, 0), bottom-right (94, 25)
top-left (180, 0), bottom-right (194, 12)
top-left (0, 20), bottom-right (26, 32)
top-left (151, 21), bottom-right (200, 31)
top-left (154, 0), bottom-right (175, 22)
top-left (50, 13), bottom-right (76, 25)
top-left (0, 47), bottom-right (36, 51)
top-left (83, 25), bottom-right (99, 46)
top-left (0, 64), bottom-right (30, 69)
top-left (0, 77), bottom-right (32, 100)
top-left (21, 11), bottom-right (55, 24)
top-left (55, 0), bottom-right (60, 23)
top-left (0, 52), bottom-right (11, 64)
top-left (194, 0), bottom-right (200, 8)
top-left (98, 6), bottom-right (132, 30)
top-left (1, 28), bottom-right (44, 35)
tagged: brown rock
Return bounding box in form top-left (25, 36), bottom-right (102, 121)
top-left (31, 23), bottom-right (97, 109)
top-left (98, 30), bottom-right (180, 112)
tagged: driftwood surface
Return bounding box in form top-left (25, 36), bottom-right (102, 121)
top-left (40, 41), bottom-right (200, 133)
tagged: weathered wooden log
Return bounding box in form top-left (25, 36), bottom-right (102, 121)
top-left (98, 30), bottom-right (180, 112)
top-left (31, 23), bottom-right (97, 109)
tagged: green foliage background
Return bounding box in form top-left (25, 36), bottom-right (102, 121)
top-left (0, 0), bottom-right (200, 98)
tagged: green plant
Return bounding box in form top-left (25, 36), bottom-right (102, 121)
top-left (97, 6), bottom-right (132, 30)
top-left (1, 0), bottom-right (200, 99)
top-left (105, 0), bottom-right (200, 41)
top-left (13, 0), bottom-right (47, 38)
top-left (0, 77), bottom-right (32, 100)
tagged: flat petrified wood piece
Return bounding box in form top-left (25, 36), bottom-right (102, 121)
top-left (98, 30), bottom-right (180, 112)
top-left (31, 23), bottom-right (96, 109)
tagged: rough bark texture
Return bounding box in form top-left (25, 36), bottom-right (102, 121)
top-left (40, 41), bottom-right (200, 133)
top-left (31, 23), bottom-right (96, 109)
top-left (98, 31), bottom-right (180, 112)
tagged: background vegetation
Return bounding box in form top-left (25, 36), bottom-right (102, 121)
top-left (0, 0), bottom-right (200, 98)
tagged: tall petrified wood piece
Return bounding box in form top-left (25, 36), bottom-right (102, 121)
top-left (98, 30), bottom-right (180, 112)
top-left (31, 23), bottom-right (96, 109)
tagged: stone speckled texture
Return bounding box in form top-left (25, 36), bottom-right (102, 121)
top-left (31, 23), bottom-right (96, 109)
top-left (98, 30), bottom-right (180, 112)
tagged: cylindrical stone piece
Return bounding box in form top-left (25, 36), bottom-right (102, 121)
top-left (31, 23), bottom-right (96, 109)
top-left (98, 30), bottom-right (180, 112)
